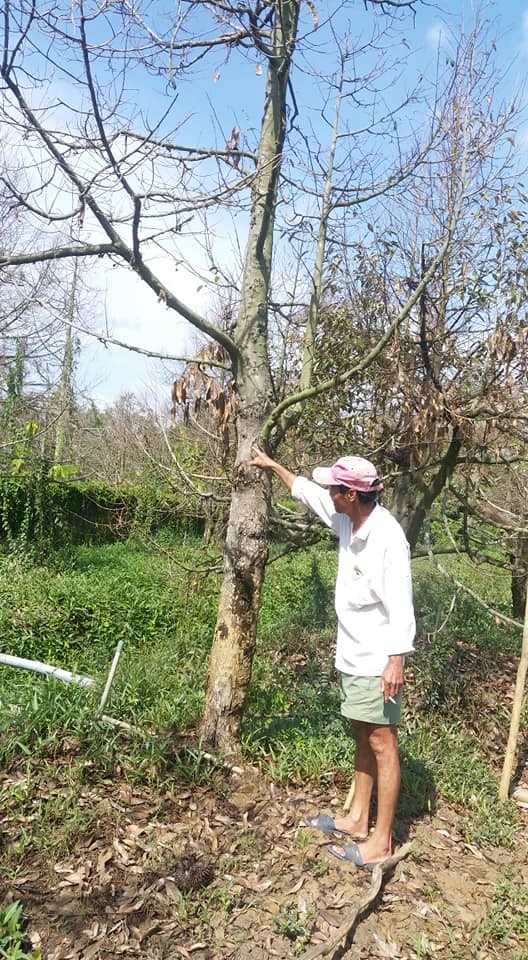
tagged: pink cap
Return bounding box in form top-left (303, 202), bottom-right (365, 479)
top-left (312, 456), bottom-right (384, 492)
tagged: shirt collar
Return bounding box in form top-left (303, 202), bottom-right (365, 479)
top-left (351, 503), bottom-right (379, 542)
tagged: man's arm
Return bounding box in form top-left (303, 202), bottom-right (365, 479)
top-left (379, 536), bottom-right (415, 702)
top-left (248, 446), bottom-right (296, 490)
top-left (250, 446), bottom-right (337, 530)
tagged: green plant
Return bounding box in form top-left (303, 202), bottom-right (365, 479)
top-left (0, 901), bottom-right (41, 959)
top-left (273, 901), bottom-right (315, 954)
top-left (402, 722), bottom-right (520, 845)
top-left (310, 858), bottom-right (330, 878)
top-left (410, 931), bottom-right (434, 960)
top-left (293, 827), bottom-right (313, 865)
top-left (479, 870), bottom-right (528, 947)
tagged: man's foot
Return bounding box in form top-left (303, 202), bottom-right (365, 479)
top-left (302, 812), bottom-right (367, 840)
top-left (331, 813), bottom-right (369, 840)
top-left (328, 835), bottom-right (391, 869)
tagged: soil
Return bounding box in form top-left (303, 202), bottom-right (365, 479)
top-left (1, 759), bottom-right (527, 960)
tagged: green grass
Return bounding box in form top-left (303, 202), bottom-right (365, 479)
top-left (412, 555), bottom-right (518, 655)
top-left (0, 901), bottom-right (41, 959)
top-left (0, 536), bottom-right (523, 851)
top-left (400, 722), bottom-right (519, 845)
top-left (479, 869), bottom-right (528, 949)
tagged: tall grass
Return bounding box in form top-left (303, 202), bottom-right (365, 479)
top-left (0, 536), bottom-right (522, 845)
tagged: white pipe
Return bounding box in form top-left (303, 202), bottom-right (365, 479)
top-left (98, 640), bottom-right (124, 713)
top-left (0, 653), bottom-right (96, 687)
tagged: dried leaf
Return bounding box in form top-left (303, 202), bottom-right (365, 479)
top-left (372, 931), bottom-right (401, 958)
top-left (164, 879), bottom-right (183, 901)
top-left (285, 877), bottom-right (305, 895)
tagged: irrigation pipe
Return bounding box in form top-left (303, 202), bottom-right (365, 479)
top-left (0, 641), bottom-right (124, 718)
top-left (0, 653), bottom-right (96, 688)
top-left (98, 640), bottom-right (124, 714)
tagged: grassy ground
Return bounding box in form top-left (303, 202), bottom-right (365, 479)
top-left (0, 535), bottom-right (526, 957)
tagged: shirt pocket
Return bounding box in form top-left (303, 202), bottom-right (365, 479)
top-left (345, 565), bottom-right (380, 609)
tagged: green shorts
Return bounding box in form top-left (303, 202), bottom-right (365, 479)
top-left (339, 673), bottom-right (402, 725)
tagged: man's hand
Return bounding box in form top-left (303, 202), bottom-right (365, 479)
top-left (248, 445), bottom-right (276, 471)
top-left (248, 446), bottom-right (296, 491)
top-left (380, 655), bottom-right (404, 703)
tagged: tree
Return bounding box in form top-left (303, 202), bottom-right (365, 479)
top-left (288, 17), bottom-right (528, 561)
top-left (0, 1), bottom-right (506, 752)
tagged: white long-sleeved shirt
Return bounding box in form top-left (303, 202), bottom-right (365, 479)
top-left (291, 476), bottom-right (415, 676)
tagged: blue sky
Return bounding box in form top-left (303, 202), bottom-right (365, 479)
top-left (78, 0), bottom-right (528, 409)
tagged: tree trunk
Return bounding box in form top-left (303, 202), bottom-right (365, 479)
top-left (201, 0), bottom-right (300, 753)
top-left (405, 428), bottom-right (462, 551)
top-left (201, 419), bottom-right (271, 752)
top-left (54, 260), bottom-right (77, 464)
top-left (511, 535), bottom-right (528, 621)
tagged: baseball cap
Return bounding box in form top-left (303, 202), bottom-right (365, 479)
top-left (312, 456), bottom-right (384, 492)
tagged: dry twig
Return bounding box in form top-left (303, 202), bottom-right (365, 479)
top-left (299, 843), bottom-right (412, 960)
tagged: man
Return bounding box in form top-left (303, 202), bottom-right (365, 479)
top-left (249, 447), bottom-right (415, 868)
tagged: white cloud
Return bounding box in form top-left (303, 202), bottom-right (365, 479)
top-left (79, 254), bottom-right (214, 405)
top-left (426, 22), bottom-right (448, 51)
top-left (521, 10), bottom-right (528, 55)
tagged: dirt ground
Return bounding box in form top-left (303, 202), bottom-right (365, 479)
top-left (1, 758), bottom-right (527, 960)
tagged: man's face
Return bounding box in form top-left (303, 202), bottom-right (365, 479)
top-left (329, 484), bottom-right (356, 512)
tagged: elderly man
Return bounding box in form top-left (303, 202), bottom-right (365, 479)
top-left (249, 447), bottom-right (415, 869)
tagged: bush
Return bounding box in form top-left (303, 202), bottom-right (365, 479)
top-left (0, 473), bottom-right (204, 558)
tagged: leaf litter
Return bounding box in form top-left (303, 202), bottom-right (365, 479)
top-left (0, 760), bottom-right (526, 960)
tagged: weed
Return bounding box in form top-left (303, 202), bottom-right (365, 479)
top-left (207, 884), bottom-right (247, 916)
top-left (402, 722), bottom-right (520, 846)
top-left (479, 869), bottom-right (528, 946)
top-left (293, 827), bottom-right (313, 865)
top-left (420, 883), bottom-right (438, 903)
top-left (229, 830), bottom-right (264, 860)
top-left (0, 901), bottom-right (41, 959)
top-left (310, 858), bottom-right (330, 878)
top-left (273, 901), bottom-right (315, 955)
top-left (410, 931), bottom-right (434, 959)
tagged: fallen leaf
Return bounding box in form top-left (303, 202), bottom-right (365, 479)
top-left (285, 877), bottom-right (305, 895)
top-left (231, 874), bottom-right (273, 893)
top-left (372, 931), bottom-right (401, 958)
top-left (164, 879), bottom-right (182, 901)
top-left (464, 843), bottom-right (485, 859)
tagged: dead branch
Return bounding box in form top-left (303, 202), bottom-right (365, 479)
top-left (300, 843), bottom-right (412, 960)
top-left (424, 524), bottom-right (523, 630)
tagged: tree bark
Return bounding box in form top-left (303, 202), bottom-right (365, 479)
top-left (511, 535), bottom-right (528, 621)
top-left (201, 0), bottom-right (300, 753)
top-left (54, 260), bottom-right (77, 464)
top-left (405, 428), bottom-right (462, 550)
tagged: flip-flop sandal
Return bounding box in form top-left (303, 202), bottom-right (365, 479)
top-left (327, 841), bottom-right (387, 870)
top-left (302, 813), bottom-right (368, 840)
top-left (302, 813), bottom-right (346, 836)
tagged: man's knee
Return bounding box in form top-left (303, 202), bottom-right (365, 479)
top-left (367, 724), bottom-right (399, 758)
top-left (351, 719), bottom-right (371, 745)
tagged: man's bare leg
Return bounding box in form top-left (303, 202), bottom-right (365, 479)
top-left (333, 720), bottom-right (375, 838)
top-left (333, 723), bottom-right (400, 863)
